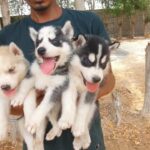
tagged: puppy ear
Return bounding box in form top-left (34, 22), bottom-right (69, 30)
top-left (9, 42), bottom-right (24, 56)
top-left (62, 21), bottom-right (74, 39)
top-left (72, 34), bottom-right (86, 49)
top-left (29, 27), bottom-right (38, 43)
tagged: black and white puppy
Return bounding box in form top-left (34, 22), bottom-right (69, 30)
top-left (70, 35), bottom-right (113, 150)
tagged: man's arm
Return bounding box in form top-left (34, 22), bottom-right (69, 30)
top-left (97, 65), bottom-right (115, 99)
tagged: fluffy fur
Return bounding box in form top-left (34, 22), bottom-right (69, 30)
top-left (70, 35), bottom-right (111, 150)
top-left (11, 21), bottom-right (77, 150)
top-left (0, 43), bottom-right (29, 140)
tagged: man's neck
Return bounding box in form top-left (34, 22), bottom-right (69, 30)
top-left (30, 4), bottom-right (62, 23)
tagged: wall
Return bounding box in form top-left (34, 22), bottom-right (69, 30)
top-left (94, 10), bottom-right (150, 38)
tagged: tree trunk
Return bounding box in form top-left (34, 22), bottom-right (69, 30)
top-left (59, 0), bottom-right (63, 7)
top-left (0, 0), bottom-right (11, 26)
top-left (75, 0), bottom-right (85, 10)
top-left (142, 43), bottom-right (150, 117)
top-left (129, 16), bottom-right (134, 39)
top-left (92, 0), bottom-right (95, 10)
top-left (130, 15), bottom-right (135, 38)
top-left (117, 16), bottom-right (123, 40)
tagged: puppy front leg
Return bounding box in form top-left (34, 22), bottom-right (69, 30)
top-left (23, 89), bottom-right (46, 150)
top-left (73, 127), bottom-right (91, 150)
top-left (26, 87), bottom-right (55, 134)
top-left (34, 119), bottom-right (47, 150)
top-left (46, 103), bottom-right (62, 141)
top-left (23, 89), bottom-right (37, 125)
top-left (58, 83), bottom-right (77, 130)
top-left (0, 99), bottom-right (9, 140)
top-left (80, 103), bottom-right (97, 149)
top-left (11, 77), bottom-right (35, 107)
top-left (72, 92), bottom-right (96, 137)
top-left (73, 101), bottom-right (97, 150)
top-left (18, 118), bottom-right (34, 150)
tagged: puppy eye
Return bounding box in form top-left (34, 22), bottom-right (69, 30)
top-left (99, 56), bottom-right (108, 69)
top-left (81, 56), bottom-right (92, 67)
top-left (99, 63), bottom-right (106, 69)
top-left (8, 67), bottom-right (15, 74)
top-left (36, 38), bottom-right (42, 46)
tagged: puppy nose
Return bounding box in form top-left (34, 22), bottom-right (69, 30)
top-left (37, 47), bottom-right (46, 56)
top-left (92, 76), bottom-right (101, 83)
top-left (1, 84), bottom-right (11, 91)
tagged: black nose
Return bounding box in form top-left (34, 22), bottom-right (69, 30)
top-left (92, 76), bottom-right (101, 83)
top-left (1, 84), bottom-right (11, 91)
top-left (37, 47), bottom-right (46, 56)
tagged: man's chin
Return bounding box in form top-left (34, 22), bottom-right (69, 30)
top-left (33, 5), bottom-right (49, 11)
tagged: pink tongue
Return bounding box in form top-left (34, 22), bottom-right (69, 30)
top-left (40, 58), bottom-right (56, 75)
top-left (4, 89), bottom-right (16, 97)
top-left (86, 82), bottom-right (99, 93)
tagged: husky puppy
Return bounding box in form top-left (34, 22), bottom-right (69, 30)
top-left (11, 21), bottom-right (77, 145)
top-left (70, 35), bottom-right (112, 150)
top-left (0, 43), bottom-right (29, 140)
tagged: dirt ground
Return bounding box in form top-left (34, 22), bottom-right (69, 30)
top-left (0, 38), bottom-right (150, 150)
top-left (100, 38), bottom-right (150, 150)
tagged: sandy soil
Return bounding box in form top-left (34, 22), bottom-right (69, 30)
top-left (0, 38), bottom-right (150, 150)
top-left (100, 38), bottom-right (150, 150)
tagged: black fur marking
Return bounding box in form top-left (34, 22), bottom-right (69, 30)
top-left (99, 40), bottom-right (110, 69)
top-left (53, 54), bottom-right (73, 75)
top-left (85, 92), bottom-right (96, 103)
top-left (48, 38), bottom-right (62, 47)
top-left (76, 35), bottom-right (110, 68)
top-left (50, 79), bottom-right (69, 103)
top-left (99, 55), bottom-right (109, 69)
top-left (80, 54), bottom-right (96, 67)
top-left (25, 69), bottom-right (32, 78)
top-left (55, 27), bottom-right (63, 37)
top-left (36, 36), bottom-right (43, 47)
top-left (53, 65), bottom-right (69, 75)
top-left (48, 27), bottom-right (72, 47)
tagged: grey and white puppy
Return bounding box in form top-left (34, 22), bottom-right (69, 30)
top-left (70, 35), bottom-right (112, 150)
top-left (11, 21), bottom-right (77, 150)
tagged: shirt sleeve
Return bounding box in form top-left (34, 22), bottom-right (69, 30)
top-left (91, 13), bottom-right (111, 43)
top-left (0, 29), bottom-right (7, 45)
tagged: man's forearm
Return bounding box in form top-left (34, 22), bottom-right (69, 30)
top-left (97, 66), bottom-right (115, 99)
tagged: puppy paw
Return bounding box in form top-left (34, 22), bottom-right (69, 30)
top-left (34, 138), bottom-right (44, 150)
top-left (46, 127), bottom-right (62, 141)
top-left (82, 137), bottom-right (91, 149)
top-left (73, 135), bottom-right (91, 150)
top-left (25, 120), bottom-right (38, 135)
top-left (58, 117), bottom-right (73, 130)
top-left (72, 124), bottom-right (85, 137)
top-left (11, 95), bottom-right (24, 107)
top-left (73, 137), bottom-right (82, 150)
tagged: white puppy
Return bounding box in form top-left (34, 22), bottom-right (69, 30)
top-left (0, 43), bottom-right (29, 140)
